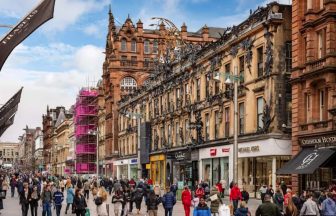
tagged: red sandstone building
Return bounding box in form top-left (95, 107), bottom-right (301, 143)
top-left (102, 8), bottom-right (223, 176)
top-left (278, 0), bottom-right (336, 192)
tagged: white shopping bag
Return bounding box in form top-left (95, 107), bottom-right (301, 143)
top-left (219, 204), bottom-right (231, 216)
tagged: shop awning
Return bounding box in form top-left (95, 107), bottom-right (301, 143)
top-left (277, 148), bottom-right (335, 174)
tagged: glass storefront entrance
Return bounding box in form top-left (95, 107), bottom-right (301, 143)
top-left (202, 157), bottom-right (229, 191)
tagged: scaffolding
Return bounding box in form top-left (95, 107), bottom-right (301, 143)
top-left (75, 88), bottom-right (98, 174)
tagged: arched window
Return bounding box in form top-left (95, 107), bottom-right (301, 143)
top-left (153, 40), bottom-right (158, 54)
top-left (131, 39), bottom-right (137, 52)
top-left (121, 38), bottom-right (127, 51)
top-left (144, 40), bottom-right (150, 54)
top-left (120, 77), bottom-right (137, 92)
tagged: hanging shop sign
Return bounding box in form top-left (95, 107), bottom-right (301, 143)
top-left (168, 151), bottom-right (191, 161)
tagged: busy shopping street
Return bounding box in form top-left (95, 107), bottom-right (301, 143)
top-left (1, 0), bottom-right (336, 215)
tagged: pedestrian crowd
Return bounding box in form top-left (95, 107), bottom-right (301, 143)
top-left (1, 170), bottom-right (336, 216)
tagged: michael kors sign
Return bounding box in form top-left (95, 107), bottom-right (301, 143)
top-left (238, 145), bottom-right (260, 153)
top-left (300, 135), bottom-right (336, 146)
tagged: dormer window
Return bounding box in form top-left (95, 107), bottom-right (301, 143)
top-left (121, 39), bottom-right (127, 51)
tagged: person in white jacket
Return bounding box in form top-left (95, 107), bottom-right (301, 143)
top-left (96, 186), bottom-right (109, 216)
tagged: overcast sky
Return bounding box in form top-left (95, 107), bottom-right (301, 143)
top-left (0, 0), bottom-right (291, 142)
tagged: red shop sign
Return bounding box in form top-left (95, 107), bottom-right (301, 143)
top-left (210, 148), bottom-right (217, 156)
top-left (222, 148), bottom-right (230, 153)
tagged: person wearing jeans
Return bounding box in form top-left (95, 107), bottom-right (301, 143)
top-left (53, 187), bottom-right (64, 216)
top-left (41, 184), bottom-right (53, 216)
top-left (65, 185), bottom-right (74, 214)
top-left (162, 187), bottom-right (176, 216)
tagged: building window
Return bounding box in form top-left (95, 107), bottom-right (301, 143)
top-left (205, 113), bottom-right (210, 141)
top-left (206, 74), bottom-right (211, 97)
top-left (121, 38), bottom-right (127, 51)
top-left (153, 40), bottom-right (158, 54)
top-left (225, 63), bottom-right (231, 91)
top-left (131, 56), bottom-right (137, 66)
top-left (239, 56), bottom-right (245, 83)
top-left (120, 77), bottom-right (137, 92)
top-left (214, 70), bottom-right (220, 94)
top-left (307, 0), bottom-right (312, 10)
top-left (317, 29), bottom-right (326, 59)
top-left (160, 126), bottom-right (164, 147)
top-left (176, 88), bottom-right (180, 105)
top-left (257, 47), bottom-right (263, 77)
top-left (184, 83), bottom-right (189, 105)
top-left (160, 96), bottom-right (163, 114)
top-left (319, 90), bottom-right (325, 121)
top-left (305, 93), bottom-right (310, 123)
top-left (196, 78), bottom-right (201, 101)
top-left (144, 40), bottom-right (150, 54)
top-left (184, 119), bottom-right (189, 144)
top-left (131, 39), bottom-right (137, 52)
top-left (225, 107), bottom-right (230, 137)
top-left (168, 125), bottom-right (171, 146)
top-left (175, 122), bottom-right (179, 146)
top-left (257, 97), bottom-right (264, 130)
top-left (239, 103), bottom-right (245, 135)
top-left (214, 111), bottom-right (219, 139)
top-left (285, 42), bottom-right (292, 73)
top-left (144, 58), bottom-right (150, 67)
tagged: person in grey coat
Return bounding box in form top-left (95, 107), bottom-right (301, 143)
top-left (299, 192), bottom-right (320, 216)
top-left (65, 185), bottom-right (75, 214)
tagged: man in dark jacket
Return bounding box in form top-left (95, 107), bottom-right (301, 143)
top-left (53, 187), bottom-right (64, 216)
top-left (162, 187), bottom-right (176, 216)
top-left (255, 194), bottom-right (282, 216)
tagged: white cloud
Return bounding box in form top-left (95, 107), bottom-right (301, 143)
top-left (0, 43), bottom-right (104, 142)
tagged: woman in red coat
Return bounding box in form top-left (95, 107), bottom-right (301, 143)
top-left (181, 186), bottom-right (192, 216)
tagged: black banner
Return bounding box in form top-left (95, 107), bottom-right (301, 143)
top-left (0, 0), bottom-right (56, 71)
top-left (0, 88), bottom-right (23, 136)
top-left (140, 122), bottom-right (151, 164)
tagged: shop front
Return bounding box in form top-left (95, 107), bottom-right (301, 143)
top-left (150, 154), bottom-right (166, 187)
top-left (168, 149), bottom-right (199, 191)
top-left (199, 145), bottom-right (232, 194)
top-left (277, 133), bottom-right (336, 192)
top-left (115, 158), bottom-right (138, 179)
top-left (238, 138), bottom-right (292, 198)
top-left (105, 159), bottom-right (115, 177)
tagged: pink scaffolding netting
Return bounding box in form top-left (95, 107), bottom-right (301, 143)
top-left (74, 88), bottom-right (98, 174)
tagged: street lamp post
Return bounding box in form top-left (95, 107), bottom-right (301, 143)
top-left (214, 66), bottom-right (240, 183)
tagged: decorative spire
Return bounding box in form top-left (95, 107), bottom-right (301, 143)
top-left (107, 5), bottom-right (117, 40)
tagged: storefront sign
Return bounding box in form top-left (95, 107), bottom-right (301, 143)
top-left (238, 145), bottom-right (260, 153)
top-left (300, 134), bottom-right (336, 146)
top-left (222, 148), bottom-right (230, 153)
top-left (168, 151), bottom-right (191, 161)
top-left (130, 159), bottom-right (138, 164)
top-left (210, 148), bottom-right (217, 156)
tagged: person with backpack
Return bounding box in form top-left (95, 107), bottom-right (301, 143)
top-left (181, 186), bottom-right (192, 216)
top-left (73, 188), bottom-right (87, 216)
top-left (53, 186), bottom-right (64, 216)
top-left (146, 190), bottom-right (161, 216)
top-left (162, 187), bottom-right (176, 216)
top-left (273, 189), bottom-right (284, 212)
top-left (40, 184), bottom-right (53, 216)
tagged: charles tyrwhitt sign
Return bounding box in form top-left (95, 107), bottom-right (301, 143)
top-left (0, 0), bottom-right (55, 71)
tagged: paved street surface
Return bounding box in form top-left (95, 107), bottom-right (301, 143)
top-left (1, 191), bottom-right (261, 216)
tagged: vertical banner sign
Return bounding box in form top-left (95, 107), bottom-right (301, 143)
top-left (0, 0), bottom-right (56, 71)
